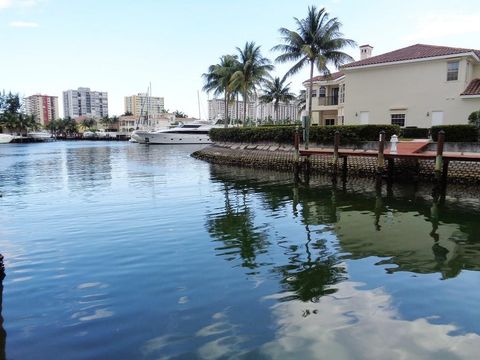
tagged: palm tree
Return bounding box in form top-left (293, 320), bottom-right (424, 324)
top-left (63, 117), bottom-right (78, 137)
top-left (273, 6), bottom-right (355, 145)
top-left (296, 90), bottom-right (306, 118)
top-left (231, 42), bottom-right (273, 126)
top-left (259, 76), bottom-right (296, 123)
top-left (202, 54), bottom-right (239, 127)
top-left (80, 118), bottom-right (96, 132)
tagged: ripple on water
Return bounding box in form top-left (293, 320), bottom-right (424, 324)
top-left (1, 142), bottom-right (480, 359)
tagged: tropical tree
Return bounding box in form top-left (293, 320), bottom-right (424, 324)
top-left (100, 116), bottom-right (119, 130)
top-left (231, 42), bottom-right (273, 126)
top-left (202, 54), bottom-right (239, 127)
top-left (63, 117), bottom-right (78, 137)
top-left (259, 76), bottom-right (296, 123)
top-left (173, 110), bottom-right (188, 118)
top-left (296, 90), bottom-right (306, 118)
top-left (80, 118), bottom-right (96, 132)
top-left (273, 6), bottom-right (355, 144)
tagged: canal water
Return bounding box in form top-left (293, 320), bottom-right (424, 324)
top-left (0, 141), bottom-right (479, 359)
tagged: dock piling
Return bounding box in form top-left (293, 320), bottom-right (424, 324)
top-left (435, 130), bottom-right (445, 180)
top-left (333, 131), bottom-right (340, 175)
top-left (377, 131), bottom-right (386, 176)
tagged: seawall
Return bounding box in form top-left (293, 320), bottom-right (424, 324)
top-left (192, 142), bottom-right (480, 184)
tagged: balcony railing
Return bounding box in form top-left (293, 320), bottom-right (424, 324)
top-left (318, 95), bottom-right (339, 106)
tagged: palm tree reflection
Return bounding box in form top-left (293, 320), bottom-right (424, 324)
top-left (207, 184), bottom-right (269, 270)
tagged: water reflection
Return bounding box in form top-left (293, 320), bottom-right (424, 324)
top-left (0, 255), bottom-right (6, 360)
top-left (207, 184), bottom-right (269, 270)
top-left (66, 145), bottom-right (112, 192)
top-left (208, 165), bottom-right (480, 283)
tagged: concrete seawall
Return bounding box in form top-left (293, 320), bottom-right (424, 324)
top-left (192, 142), bottom-right (480, 184)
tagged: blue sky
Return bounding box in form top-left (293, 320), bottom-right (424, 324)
top-left (1, 0), bottom-right (480, 118)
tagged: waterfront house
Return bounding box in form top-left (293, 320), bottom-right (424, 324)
top-left (305, 44), bottom-right (480, 128)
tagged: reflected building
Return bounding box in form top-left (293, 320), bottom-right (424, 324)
top-left (66, 146), bottom-right (113, 192)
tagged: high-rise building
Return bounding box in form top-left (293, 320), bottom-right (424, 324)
top-left (24, 94), bottom-right (59, 125)
top-left (208, 98), bottom-right (299, 122)
top-left (63, 87), bottom-right (108, 119)
top-left (124, 93), bottom-right (165, 117)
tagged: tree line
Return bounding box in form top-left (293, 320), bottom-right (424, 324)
top-left (0, 91), bottom-right (120, 137)
top-left (202, 6), bottom-right (355, 128)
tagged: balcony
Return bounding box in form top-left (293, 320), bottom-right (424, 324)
top-left (318, 95), bottom-right (339, 106)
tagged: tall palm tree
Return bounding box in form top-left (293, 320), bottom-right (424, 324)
top-left (80, 118), bottom-right (96, 132)
top-left (273, 6), bottom-right (355, 144)
top-left (202, 54), bottom-right (239, 127)
top-left (296, 90), bottom-right (306, 118)
top-left (231, 42), bottom-right (273, 126)
top-left (259, 77), bottom-right (296, 123)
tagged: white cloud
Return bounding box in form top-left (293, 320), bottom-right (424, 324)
top-left (9, 20), bottom-right (38, 27)
top-left (403, 13), bottom-right (480, 42)
top-left (0, 0), bottom-right (12, 10)
top-left (0, 0), bottom-right (41, 10)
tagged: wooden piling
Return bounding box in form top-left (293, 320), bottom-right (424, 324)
top-left (377, 130), bottom-right (386, 175)
top-left (435, 130), bottom-right (445, 179)
top-left (333, 131), bottom-right (340, 175)
top-left (342, 156), bottom-right (348, 179)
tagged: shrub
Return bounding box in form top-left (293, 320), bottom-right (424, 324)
top-left (400, 127), bottom-right (430, 139)
top-left (468, 110), bottom-right (480, 128)
top-left (210, 124), bottom-right (400, 144)
top-left (431, 125), bottom-right (478, 142)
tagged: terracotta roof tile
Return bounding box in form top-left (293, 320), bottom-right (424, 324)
top-left (342, 44), bottom-right (480, 69)
top-left (309, 71), bottom-right (344, 82)
top-left (461, 79), bottom-right (480, 96)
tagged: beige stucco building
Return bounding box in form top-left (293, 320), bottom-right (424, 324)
top-left (124, 93), bottom-right (165, 118)
top-left (305, 44), bottom-right (480, 128)
top-left (24, 94), bottom-right (59, 125)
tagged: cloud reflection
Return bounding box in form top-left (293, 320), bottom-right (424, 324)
top-left (259, 281), bottom-right (480, 359)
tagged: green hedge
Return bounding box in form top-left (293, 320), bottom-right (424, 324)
top-left (431, 125), bottom-right (478, 142)
top-left (210, 125), bottom-right (400, 144)
top-left (400, 127), bottom-right (430, 139)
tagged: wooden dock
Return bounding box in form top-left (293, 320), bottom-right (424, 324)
top-left (293, 130), bottom-right (480, 189)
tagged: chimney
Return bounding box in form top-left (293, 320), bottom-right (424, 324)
top-left (359, 44), bottom-right (373, 60)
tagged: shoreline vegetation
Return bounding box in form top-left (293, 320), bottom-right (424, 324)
top-left (202, 6), bottom-right (355, 130)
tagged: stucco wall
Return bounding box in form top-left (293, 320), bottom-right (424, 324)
top-left (343, 58), bottom-right (480, 127)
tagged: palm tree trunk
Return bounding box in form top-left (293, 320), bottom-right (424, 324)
top-left (224, 94), bottom-right (228, 128)
top-left (243, 88), bottom-right (247, 127)
top-left (236, 93), bottom-right (239, 125)
top-left (275, 101), bottom-right (279, 124)
top-left (307, 61), bottom-right (315, 149)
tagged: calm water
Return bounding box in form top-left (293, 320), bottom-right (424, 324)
top-left (0, 141), bottom-right (480, 359)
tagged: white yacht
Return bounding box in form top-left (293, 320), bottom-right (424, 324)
top-left (0, 134), bottom-right (14, 144)
top-left (27, 131), bottom-right (54, 142)
top-left (130, 122), bottom-right (215, 144)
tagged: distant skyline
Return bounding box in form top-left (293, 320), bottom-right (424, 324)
top-left (1, 0), bottom-right (480, 118)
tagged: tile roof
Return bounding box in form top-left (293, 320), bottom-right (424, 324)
top-left (461, 79), bottom-right (480, 96)
top-left (309, 71), bottom-right (345, 82)
top-left (342, 44), bottom-right (480, 69)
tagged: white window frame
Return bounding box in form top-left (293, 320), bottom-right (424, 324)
top-left (390, 113), bottom-right (406, 127)
top-left (447, 61), bottom-right (459, 81)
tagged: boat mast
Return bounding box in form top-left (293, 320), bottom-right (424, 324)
top-left (197, 90), bottom-right (201, 120)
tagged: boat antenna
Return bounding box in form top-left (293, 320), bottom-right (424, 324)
top-left (197, 90), bottom-right (201, 120)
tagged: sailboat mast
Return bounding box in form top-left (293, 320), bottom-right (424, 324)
top-left (197, 90), bottom-right (201, 120)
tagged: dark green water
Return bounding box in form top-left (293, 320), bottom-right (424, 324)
top-left (0, 141), bottom-right (479, 359)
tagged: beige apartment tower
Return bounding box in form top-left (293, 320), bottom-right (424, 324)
top-left (124, 93), bottom-right (165, 117)
top-left (24, 94), bottom-right (59, 125)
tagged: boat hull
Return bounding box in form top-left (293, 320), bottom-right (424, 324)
top-left (0, 134), bottom-right (14, 144)
top-left (131, 131), bottom-right (212, 144)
